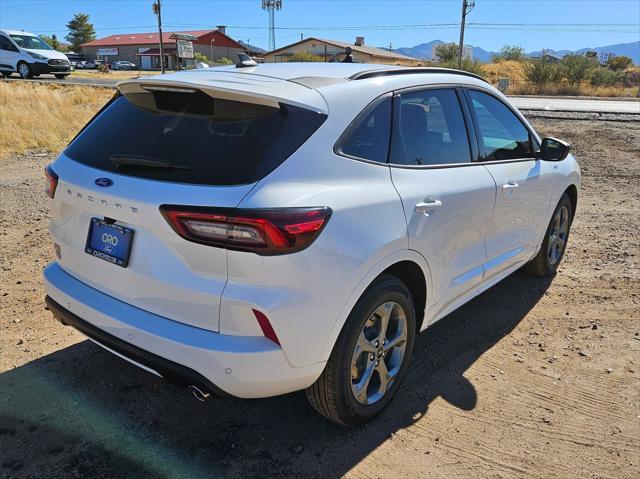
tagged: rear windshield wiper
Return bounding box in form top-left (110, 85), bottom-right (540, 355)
top-left (109, 154), bottom-right (191, 170)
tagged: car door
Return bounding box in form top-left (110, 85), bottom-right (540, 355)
top-left (464, 89), bottom-right (551, 279)
top-left (388, 87), bottom-right (497, 321)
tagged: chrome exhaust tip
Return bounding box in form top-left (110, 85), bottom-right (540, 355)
top-left (188, 385), bottom-right (211, 402)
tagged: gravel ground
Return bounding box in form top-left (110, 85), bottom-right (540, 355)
top-left (0, 118), bottom-right (639, 478)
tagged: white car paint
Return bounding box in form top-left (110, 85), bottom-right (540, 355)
top-left (44, 63), bottom-right (580, 399)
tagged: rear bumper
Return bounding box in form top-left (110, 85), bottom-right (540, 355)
top-left (43, 262), bottom-right (324, 398)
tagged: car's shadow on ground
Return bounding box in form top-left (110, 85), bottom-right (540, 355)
top-left (0, 271), bottom-right (552, 478)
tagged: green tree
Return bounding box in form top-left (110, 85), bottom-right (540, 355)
top-left (561, 55), bottom-right (596, 87)
top-left (50, 34), bottom-right (61, 50)
top-left (492, 44), bottom-right (526, 62)
top-left (65, 13), bottom-right (96, 52)
top-left (434, 43), bottom-right (459, 63)
top-left (607, 56), bottom-right (632, 72)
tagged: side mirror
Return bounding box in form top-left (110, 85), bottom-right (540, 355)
top-left (540, 137), bottom-right (571, 161)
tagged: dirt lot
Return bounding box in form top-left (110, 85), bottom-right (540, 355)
top-left (0, 118), bottom-right (638, 478)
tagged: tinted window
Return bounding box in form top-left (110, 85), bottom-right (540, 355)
top-left (390, 89), bottom-right (471, 166)
top-left (0, 36), bottom-right (16, 51)
top-left (65, 93), bottom-right (326, 186)
top-left (339, 96), bottom-right (391, 163)
top-left (469, 90), bottom-right (533, 161)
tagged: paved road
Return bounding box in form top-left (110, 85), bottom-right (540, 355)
top-left (3, 76), bottom-right (640, 114)
top-left (510, 96), bottom-right (640, 114)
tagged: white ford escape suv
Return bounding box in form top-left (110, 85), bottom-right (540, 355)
top-left (43, 62), bottom-right (580, 425)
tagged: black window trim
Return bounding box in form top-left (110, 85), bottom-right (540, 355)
top-left (333, 82), bottom-right (543, 171)
top-left (461, 86), bottom-right (541, 164)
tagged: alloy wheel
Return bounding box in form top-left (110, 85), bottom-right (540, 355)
top-left (547, 205), bottom-right (569, 266)
top-left (350, 301), bottom-right (408, 405)
top-left (18, 63), bottom-right (30, 79)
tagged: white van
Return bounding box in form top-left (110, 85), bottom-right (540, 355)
top-left (0, 29), bottom-right (71, 79)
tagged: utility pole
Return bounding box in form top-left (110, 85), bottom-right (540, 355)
top-left (457, 0), bottom-right (475, 69)
top-left (152, 0), bottom-right (165, 73)
top-left (389, 42), bottom-right (392, 52)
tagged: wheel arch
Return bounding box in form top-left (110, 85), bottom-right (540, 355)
top-left (564, 183), bottom-right (578, 222)
top-left (319, 250), bottom-right (431, 362)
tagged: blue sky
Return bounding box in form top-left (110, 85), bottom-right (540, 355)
top-left (1, 0), bottom-right (638, 52)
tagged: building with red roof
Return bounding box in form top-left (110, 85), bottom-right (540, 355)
top-left (80, 26), bottom-right (246, 70)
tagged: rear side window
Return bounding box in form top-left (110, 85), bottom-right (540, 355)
top-left (338, 95), bottom-right (391, 163)
top-left (468, 90), bottom-right (533, 161)
top-left (0, 35), bottom-right (16, 51)
top-left (390, 89), bottom-right (471, 166)
top-left (64, 92), bottom-right (327, 186)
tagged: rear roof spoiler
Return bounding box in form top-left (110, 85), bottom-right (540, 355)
top-left (117, 74), bottom-right (328, 114)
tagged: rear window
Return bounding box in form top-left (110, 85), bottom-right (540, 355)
top-left (64, 91), bottom-right (326, 186)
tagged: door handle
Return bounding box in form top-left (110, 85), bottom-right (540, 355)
top-left (415, 199), bottom-right (442, 215)
top-left (502, 181), bottom-right (520, 190)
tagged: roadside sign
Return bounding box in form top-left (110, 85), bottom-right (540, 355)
top-left (97, 48), bottom-right (119, 56)
top-left (177, 40), bottom-right (194, 59)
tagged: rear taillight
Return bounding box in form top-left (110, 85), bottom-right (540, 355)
top-left (160, 205), bottom-right (332, 255)
top-left (44, 165), bottom-right (58, 199)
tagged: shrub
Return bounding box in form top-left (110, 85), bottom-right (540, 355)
top-left (492, 44), bottom-right (526, 62)
top-left (216, 57), bottom-right (234, 65)
top-left (524, 54), bottom-right (562, 91)
top-left (590, 68), bottom-right (622, 86)
top-left (607, 56), bottom-right (632, 72)
top-left (441, 58), bottom-right (485, 76)
top-left (96, 63), bottom-right (109, 73)
top-left (434, 43), bottom-right (459, 63)
top-left (193, 52), bottom-right (209, 64)
top-left (560, 55), bottom-right (596, 86)
top-left (288, 51), bottom-right (323, 62)
top-left (622, 70), bottom-right (640, 87)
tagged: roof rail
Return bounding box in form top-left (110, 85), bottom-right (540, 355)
top-left (349, 67), bottom-right (488, 83)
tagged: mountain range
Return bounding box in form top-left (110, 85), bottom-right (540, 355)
top-left (393, 40), bottom-right (640, 64)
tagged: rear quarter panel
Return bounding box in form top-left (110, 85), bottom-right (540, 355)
top-left (222, 95), bottom-right (414, 368)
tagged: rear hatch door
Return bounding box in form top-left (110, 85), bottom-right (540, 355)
top-left (49, 74), bottom-right (327, 332)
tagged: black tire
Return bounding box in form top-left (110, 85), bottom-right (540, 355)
top-left (17, 62), bottom-right (33, 79)
top-left (306, 274), bottom-right (416, 426)
top-left (54, 74), bottom-right (67, 80)
top-left (526, 193), bottom-right (573, 277)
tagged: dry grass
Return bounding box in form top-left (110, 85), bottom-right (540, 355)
top-left (482, 60), bottom-right (527, 83)
top-left (508, 82), bottom-right (639, 97)
top-left (0, 82), bottom-right (113, 159)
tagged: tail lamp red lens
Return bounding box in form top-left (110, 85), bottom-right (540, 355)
top-left (160, 205), bottom-right (332, 255)
top-left (44, 165), bottom-right (58, 199)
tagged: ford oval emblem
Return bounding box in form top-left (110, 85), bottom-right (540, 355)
top-left (95, 178), bottom-right (113, 187)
